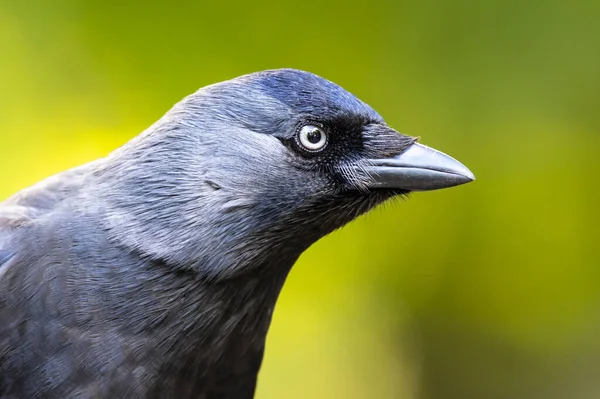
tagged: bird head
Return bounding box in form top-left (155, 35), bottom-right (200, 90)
top-left (98, 69), bottom-right (474, 280)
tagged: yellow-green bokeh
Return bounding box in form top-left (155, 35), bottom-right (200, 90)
top-left (1, 1), bottom-right (599, 398)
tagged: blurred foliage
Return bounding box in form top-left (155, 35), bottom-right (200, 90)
top-left (1, 0), bottom-right (599, 398)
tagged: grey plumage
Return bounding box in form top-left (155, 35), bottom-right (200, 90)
top-left (0, 69), bottom-right (474, 398)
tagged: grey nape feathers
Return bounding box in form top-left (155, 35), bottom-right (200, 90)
top-left (0, 69), bottom-right (474, 399)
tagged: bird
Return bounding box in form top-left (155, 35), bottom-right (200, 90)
top-left (0, 69), bottom-right (474, 399)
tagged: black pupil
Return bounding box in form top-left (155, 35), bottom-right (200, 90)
top-left (307, 129), bottom-right (322, 144)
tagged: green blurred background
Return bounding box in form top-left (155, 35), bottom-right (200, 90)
top-left (1, 0), bottom-right (599, 398)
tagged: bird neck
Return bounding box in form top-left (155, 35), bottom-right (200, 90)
top-left (84, 129), bottom-right (316, 282)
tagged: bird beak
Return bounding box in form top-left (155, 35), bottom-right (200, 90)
top-left (364, 142), bottom-right (475, 191)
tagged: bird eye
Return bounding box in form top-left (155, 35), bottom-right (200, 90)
top-left (297, 125), bottom-right (328, 152)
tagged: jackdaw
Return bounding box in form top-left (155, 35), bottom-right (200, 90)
top-left (0, 69), bottom-right (474, 398)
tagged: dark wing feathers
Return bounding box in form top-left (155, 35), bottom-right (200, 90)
top-left (0, 163), bottom-right (266, 399)
top-left (0, 166), bottom-right (94, 398)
